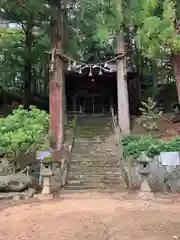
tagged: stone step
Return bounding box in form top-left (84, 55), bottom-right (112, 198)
top-left (69, 169), bottom-right (120, 174)
top-left (69, 169), bottom-right (121, 174)
top-left (63, 185), bottom-right (123, 191)
top-left (64, 182), bottom-right (122, 190)
top-left (60, 188), bottom-right (123, 194)
top-left (71, 159), bottom-right (119, 163)
top-left (72, 152), bottom-right (118, 156)
top-left (72, 150), bottom-right (117, 154)
top-left (76, 128), bottom-right (111, 132)
top-left (72, 146), bottom-right (115, 150)
top-left (76, 124), bottom-right (111, 127)
top-left (71, 154), bottom-right (117, 158)
top-left (68, 172), bottom-right (121, 177)
top-left (71, 157), bottom-right (118, 161)
top-left (72, 144), bottom-right (109, 148)
top-left (76, 125), bottom-right (111, 128)
top-left (75, 134), bottom-right (111, 137)
top-left (68, 170), bottom-right (121, 175)
top-left (72, 152), bottom-right (117, 155)
top-left (70, 162), bottom-right (120, 167)
top-left (77, 118), bottom-right (111, 124)
top-left (69, 171), bottom-right (121, 174)
top-left (66, 181), bottom-right (122, 188)
top-left (68, 177), bottom-right (122, 183)
top-left (69, 165), bottom-right (120, 170)
top-left (71, 154), bottom-right (118, 158)
top-left (67, 177), bottom-right (122, 183)
top-left (72, 148), bottom-right (116, 152)
top-left (75, 135), bottom-right (111, 139)
top-left (63, 116), bottom-right (121, 192)
top-left (76, 125), bottom-right (112, 132)
top-left (73, 138), bottom-right (112, 142)
top-left (63, 185), bottom-right (105, 191)
top-left (68, 171), bottom-right (121, 176)
top-left (68, 173), bottom-right (121, 177)
top-left (68, 177), bottom-right (122, 182)
top-left (75, 136), bottom-right (112, 140)
top-left (76, 132), bottom-right (111, 135)
top-left (76, 130), bottom-right (111, 133)
top-left (65, 185), bottom-right (122, 190)
top-left (70, 160), bottom-right (120, 165)
top-left (70, 165), bottom-right (120, 170)
top-left (71, 153), bottom-right (117, 157)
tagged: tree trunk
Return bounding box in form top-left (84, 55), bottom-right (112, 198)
top-left (23, 18), bottom-right (33, 109)
top-left (134, 48), bottom-right (142, 104)
top-left (172, 19), bottom-right (180, 103)
top-left (61, 9), bottom-right (67, 124)
top-left (49, 2), bottom-right (64, 150)
top-left (116, 31), bottom-right (130, 135)
top-left (151, 61), bottom-right (157, 89)
top-left (172, 54), bottom-right (180, 103)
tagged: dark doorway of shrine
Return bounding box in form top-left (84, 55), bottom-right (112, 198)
top-left (65, 71), bottom-right (138, 115)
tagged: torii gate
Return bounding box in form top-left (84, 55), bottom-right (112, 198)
top-left (48, 0), bottom-right (130, 157)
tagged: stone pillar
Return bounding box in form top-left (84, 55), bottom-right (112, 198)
top-left (40, 161), bottom-right (54, 200)
top-left (138, 175), bottom-right (154, 200)
top-left (137, 153), bottom-right (154, 200)
top-left (42, 176), bottom-right (51, 194)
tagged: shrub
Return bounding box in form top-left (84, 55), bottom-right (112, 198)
top-left (0, 106), bottom-right (49, 167)
top-left (137, 97), bottom-right (163, 130)
top-left (122, 135), bottom-right (180, 159)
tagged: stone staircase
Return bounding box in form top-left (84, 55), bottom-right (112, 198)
top-left (63, 116), bottom-right (123, 192)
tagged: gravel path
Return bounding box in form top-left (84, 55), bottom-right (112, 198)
top-left (0, 192), bottom-right (180, 240)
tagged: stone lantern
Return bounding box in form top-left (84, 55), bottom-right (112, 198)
top-left (36, 150), bottom-right (53, 195)
top-left (137, 152), bottom-right (154, 200)
top-left (41, 159), bottom-right (53, 194)
top-left (138, 152), bottom-right (150, 178)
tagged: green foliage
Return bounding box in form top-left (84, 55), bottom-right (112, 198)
top-left (0, 28), bottom-right (24, 87)
top-left (71, 0), bottom-right (117, 61)
top-left (122, 135), bottom-right (180, 159)
top-left (0, 106), bottom-right (49, 163)
top-left (137, 97), bottom-right (163, 130)
top-left (134, 0), bottom-right (180, 58)
top-left (43, 156), bottom-right (52, 162)
top-left (122, 135), bottom-right (160, 159)
top-left (0, 0), bottom-right (50, 94)
top-left (68, 116), bottom-right (77, 129)
top-left (0, 0), bottom-right (180, 99)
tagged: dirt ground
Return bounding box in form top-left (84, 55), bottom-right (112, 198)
top-left (0, 192), bottom-right (180, 240)
top-left (132, 113), bottom-right (180, 140)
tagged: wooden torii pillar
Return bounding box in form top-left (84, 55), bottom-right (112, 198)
top-left (49, 1), bottom-right (65, 151)
top-left (115, 0), bottom-right (130, 136)
top-left (116, 32), bottom-right (130, 135)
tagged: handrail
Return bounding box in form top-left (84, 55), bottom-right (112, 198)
top-left (110, 106), bottom-right (121, 144)
top-left (110, 106), bottom-right (116, 133)
top-left (69, 116), bottom-right (78, 153)
top-left (62, 115), bottom-right (77, 186)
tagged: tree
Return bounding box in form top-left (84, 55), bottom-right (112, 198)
top-left (1, 0), bottom-right (179, 110)
top-left (48, 0), bottom-right (65, 150)
top-left (129, 0), bottom-right (180, 101)
top-left (0, 27), bottom-right (24, 91)
top-left (0, 106), bottom-right (49, 170)
top-left (0, 0), bottom-right (50, 107)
